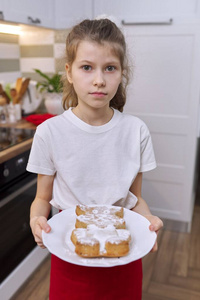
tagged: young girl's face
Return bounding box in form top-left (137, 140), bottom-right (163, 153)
top-left (66, 40), bottom-right (122, 111)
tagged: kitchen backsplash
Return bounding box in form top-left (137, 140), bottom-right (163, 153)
top-left (0, 32), bottom-right (21, 82)
top-left (0, 27), bottom-right (70, 84)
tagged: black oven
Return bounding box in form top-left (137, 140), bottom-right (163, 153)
top-left (0, 149), bottom-right (37, 283)
top-left (0, 128), bottom-right (52, 299)
top-left (0, 127), bottom-right (53, 299)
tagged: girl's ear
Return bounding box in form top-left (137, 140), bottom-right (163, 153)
top-left (120, 70), bottom-right (125, 83)
top-left (65, 64), bottom-right (73, 83)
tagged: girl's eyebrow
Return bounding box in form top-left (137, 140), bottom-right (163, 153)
top-left (79, 60), bottom-right (92, 64)
top-left (78, 59), bottom-right (120, 65)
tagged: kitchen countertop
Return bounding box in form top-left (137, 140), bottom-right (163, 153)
top-left (0, 119), bottom-right (36, 163)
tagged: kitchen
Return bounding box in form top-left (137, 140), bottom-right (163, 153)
top-left (1, 1), bottom-right (200, 299)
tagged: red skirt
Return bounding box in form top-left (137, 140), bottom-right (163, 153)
top-left (49, 254), bottom-right (142, 300)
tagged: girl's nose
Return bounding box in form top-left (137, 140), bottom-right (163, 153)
top-left (93, 71), bottom-right (106, 87)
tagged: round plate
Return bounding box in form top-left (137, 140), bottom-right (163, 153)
top-left (42, 206), bottom-right (157, 267)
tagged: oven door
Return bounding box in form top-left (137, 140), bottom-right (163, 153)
top-left (0, 172), bottom-right (37, 283)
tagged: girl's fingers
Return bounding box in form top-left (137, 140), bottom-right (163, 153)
top-left (144, 215), bottom-right (163, 253)
top-left (151, 241), bottom-right (158, 252)
top-left (148, 216), bottom-right (163, 232)
top-left (37, 241), bottom-right (46, 249)
top-left (33, 216), bottom-right (51, 248)
top-left (38, 217), bottom-right (51, 233)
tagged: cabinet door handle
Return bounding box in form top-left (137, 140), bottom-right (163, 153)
top-left (28, 16), bottom-right (41, 24)
top-left (0, 11), bottom-right (4, 20)
top-left (122, 18), bottom-right (173, 26)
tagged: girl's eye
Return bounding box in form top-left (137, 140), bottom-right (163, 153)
top-left (82, 65), bottom-right (92, 71)
top-left (106, 66), bottom-right (116, 72)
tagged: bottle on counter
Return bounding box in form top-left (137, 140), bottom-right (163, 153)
top-left (0, 105), bottom-right (7, 124)
top-left (0, 96), bottom-right (9, 123)
top-left (7, 103), bottom-right (17, 123)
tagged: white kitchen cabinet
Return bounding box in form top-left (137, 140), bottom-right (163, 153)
top-left (94, 0), bottom-right (200, 24)
top-left (123, 24), bottom-right (200, 230)
top-left (0, 0), bottom-right (55, 28)
top-left (54, 0), bottom-right (93, 29)
top-left (0, 0), bottom-right (6, 21)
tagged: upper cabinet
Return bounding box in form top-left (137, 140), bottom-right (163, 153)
top-left (0, 0), bottom-right (55, 28)
top-left (94, 0), bottom-right (200, 24)
top-left (54, 0), bottom-right (93, 29)
top-left (0, 0), bottom-right (6, 21)
top-left (0, 0), bottom-right (200, 29)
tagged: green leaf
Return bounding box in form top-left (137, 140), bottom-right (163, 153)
top-left (4, 83), bottom-right (12, 100)
top-left (34, 69), bottom-right (63, 93)
top-left (34, 69), bottom-right (52, 82)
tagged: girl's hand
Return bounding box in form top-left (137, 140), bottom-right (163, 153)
top-left (144, 215), bottom-right (163, 252)
top-left (30, 216), bottom-right (51, 249)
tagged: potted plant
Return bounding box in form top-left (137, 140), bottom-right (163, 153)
top-left (34, 69), bottom-right (64, 115)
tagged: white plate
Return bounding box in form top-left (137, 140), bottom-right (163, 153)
top-left (42, 206), bottom-right (157, 267)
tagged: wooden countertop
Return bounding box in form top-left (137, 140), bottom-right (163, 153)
top-left (0, 120), bottom-right (36, 163)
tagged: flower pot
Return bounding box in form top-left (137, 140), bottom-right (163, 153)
top-left (44, 93), bottom-right (64, 115)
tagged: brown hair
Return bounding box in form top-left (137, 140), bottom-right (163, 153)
top-left (62, 19), bottom-right (130, 112)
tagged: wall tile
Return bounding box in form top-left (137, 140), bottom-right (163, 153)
top-left (54, 43), bottom-right (65, 58)
top-left (0, 44), bottom-right (20, 59)
top-left (0, 71), bottom-right (21, 83)
top-left (54, 29), bottom-right (69, 43)
top-left (20, 45), bottom-right (54, 57)
top-left (0, 28), bottom-right (70, 82)
top-left (21, 72), bottom-right (55, 81)
top-left (0, 33), bottom-right (21, 82)
top-left (0, 59), bottom-right (20, 72)
top-left (55, 58), bottom-right (65, 73)
top-left (20, 57), bottom-right (55, 73)
top-left (0, 33), bottom-right (19, 44)
top-left (19, 29), bottom-right (54, 45)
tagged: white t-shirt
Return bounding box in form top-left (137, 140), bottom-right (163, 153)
top-left (27, 108), bottom-right (156, 210)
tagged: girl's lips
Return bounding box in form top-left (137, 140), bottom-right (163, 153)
top-left (90, 92), bottom-right (107, 97)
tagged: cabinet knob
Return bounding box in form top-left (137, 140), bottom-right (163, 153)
top-left (3, 168), bottom-right (9, 178)
top-left (27, 16), bottom-right (41, 24)
top-left (0, 11), bottom-right (4, 20)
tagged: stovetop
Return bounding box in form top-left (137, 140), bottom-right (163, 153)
top-left (0, 127), bottom-right (35, 152)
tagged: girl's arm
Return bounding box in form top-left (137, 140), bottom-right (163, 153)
top-left (130, 172), bottom-right (163, 252)
top-left (30, 174), bottom-right (54, 248)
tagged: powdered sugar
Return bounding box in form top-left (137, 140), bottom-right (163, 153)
top-left (77, 205), bottom-right (123, 216)
top-left (73, 224), bottom-right (131, 254)
top-left (76, 213), bottom-right (125, 228)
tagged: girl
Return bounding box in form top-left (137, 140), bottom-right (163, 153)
top-left (28, 18), bottom-right (163, 299)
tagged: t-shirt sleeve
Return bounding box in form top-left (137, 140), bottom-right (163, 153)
top-left (139, 123), bottom-right (156, 172)
top-left (26, 127), bottom-right (56, 175)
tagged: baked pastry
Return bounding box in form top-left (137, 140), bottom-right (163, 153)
top-left (76, 204), bottom-right (124, 218)
top-left (75, 205), bottom-right (126, 229)
top-left (71, 224), bottom-right (131, 257)
top-left (70, 205), bottom-right (131, 257)
top-left (75, 213), bottom-right (126, 229)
